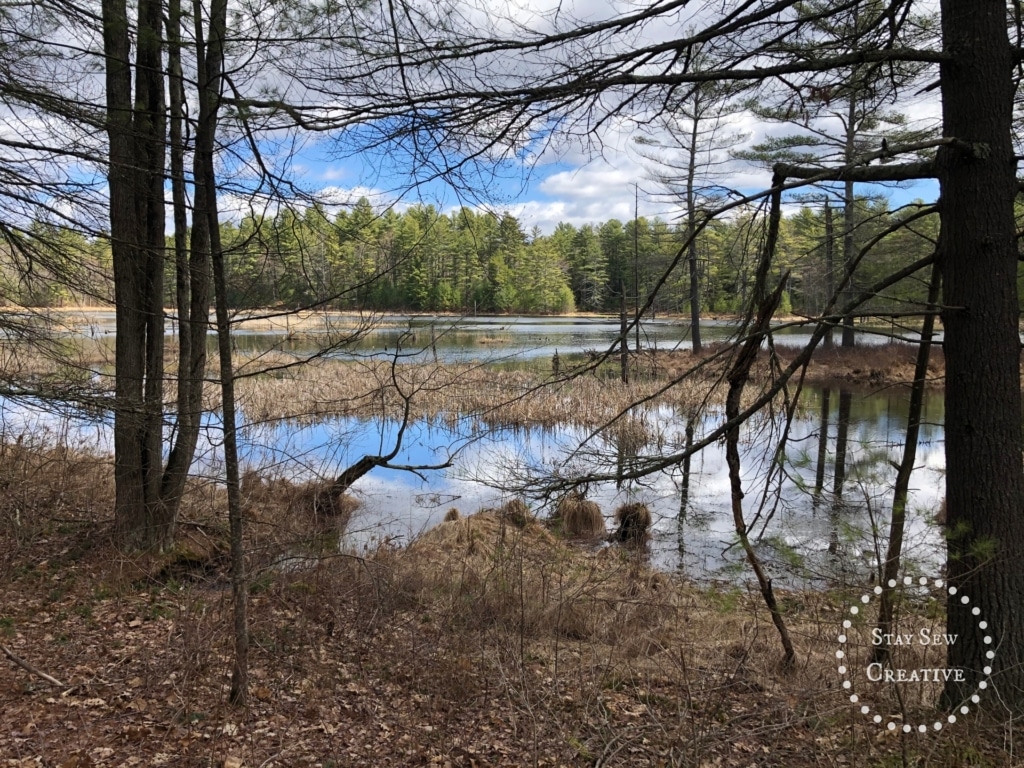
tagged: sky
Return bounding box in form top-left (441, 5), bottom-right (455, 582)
top-left (214, 0), bottom-right (944, 235)
top-left (291, 114), bottom-right (942, 235)
top-left (264, 0), bottom-right (942, 237)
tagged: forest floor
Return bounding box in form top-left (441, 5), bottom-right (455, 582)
top-left (0, 442), bottom-right (1016, 768)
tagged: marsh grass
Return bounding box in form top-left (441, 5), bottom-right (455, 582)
top-left (234, 357), bottom-right (723, 431)
top-left (232, 341), bottom-right (944, 437)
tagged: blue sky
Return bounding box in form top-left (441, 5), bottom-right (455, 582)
top-left (284, 128), bottom-right (942, 235)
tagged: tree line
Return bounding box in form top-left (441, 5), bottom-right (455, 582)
top-left (3, 197), bottom-right (948, 320)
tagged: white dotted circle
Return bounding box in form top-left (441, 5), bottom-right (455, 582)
top-left (836, 577), bottom-right (994, 732)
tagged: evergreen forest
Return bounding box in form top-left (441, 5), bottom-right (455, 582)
top-left (9, 196), bottom-right (958, 319)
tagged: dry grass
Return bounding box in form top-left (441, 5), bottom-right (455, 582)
top-left (397, 510), bottom-right (669, 644)
top-left (555, 491), bottom-right (606, 538)
top-left (241, 469), bottom-right (359, 525)
top-left (233, 354), bottom-right (724, 430)
top-left (656, 340), bottom-right (948, 391)
top-left (231, 340), bottom-right (955, 437)
top-left (613, 502), bottom-right (652, 544)
top-left (495, 496), bottom-right (532, 527)
top-left (0, 439), bottom-right (113, 568)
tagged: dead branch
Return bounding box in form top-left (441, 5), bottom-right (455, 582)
top-left (0, 642), bottom-right (66, 687)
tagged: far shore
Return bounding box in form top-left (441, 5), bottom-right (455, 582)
top-left (0, 303), bottom-right (954, 334)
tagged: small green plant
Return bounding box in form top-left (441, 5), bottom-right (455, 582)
top-left (46, 583), bottom-right (71, 604)
top-left (92, 584), bottom-right (112, 601)
top-left (602, 673), bottom-right (626, 692)
top-left (704, 584), bottom-right (742, 614)
top-left (286, 579), bottom-right (315, 595)
top-left (567, 736), bottom-right (595, 761)
top-left (146, 601), bottom-right (173, 621)
top-left (763, 534), bottom-right (805, 570)
top-left (249, 572), bottom-right (274, 594)
top-left (0, 616), bottom-right (14, 637)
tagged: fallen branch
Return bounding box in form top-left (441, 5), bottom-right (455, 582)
top-left (0, 642), bottom-right (65, 687)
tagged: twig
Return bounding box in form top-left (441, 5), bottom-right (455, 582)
top-left (0, 642), bottom-right (65, 687)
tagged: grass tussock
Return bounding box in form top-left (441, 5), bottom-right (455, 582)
top-left (397, 509), bottom-right (663, 643)
top-left (495, 496), bottom-right (531, 527)
top-left (240, 470), bottom-right (359, 564)
top-left (242, 470), bottom-right (358, 522)
top-left (555, 491), bottom-right (606, 538)
top-left (613, 502), bottom-right (652, 544)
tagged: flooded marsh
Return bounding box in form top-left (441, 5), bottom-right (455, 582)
top-left (0, 313), bottom-right (949, 587)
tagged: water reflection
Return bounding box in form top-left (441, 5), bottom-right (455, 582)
top-left (65, 311), bottom-right (920, 365)
top-left (0, 383), bottom-right (947, 586)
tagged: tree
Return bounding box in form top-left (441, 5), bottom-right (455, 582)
top-left (638, 46), bottom-right (746, 352)
top-left (278, 0), bottom-right (1024, 712)
top-left (566, 225), bottom-right (607, 311)
top-left (737, 0), bottom-right (934, 347)
top-left (103, 0), bottom-right (185, 550)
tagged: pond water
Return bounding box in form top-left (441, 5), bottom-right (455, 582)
top-left (242, 385), bottom-right (945, 585)
top-left (5, 313), bottom-right (949, 585)
top-left (67, 311), bottom-right (921, 364)
top-left (1, 378), bottom-right (947, 587)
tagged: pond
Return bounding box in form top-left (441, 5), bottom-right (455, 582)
top-left (240, 384), bottom-right (945, 585)
top-left (0, 376), bottom-right (947, 587)
top-left (65, 310), bottom-right (921, 364)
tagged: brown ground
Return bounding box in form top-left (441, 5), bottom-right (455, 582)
top-left (0, 445), bottom-right (1015, 768)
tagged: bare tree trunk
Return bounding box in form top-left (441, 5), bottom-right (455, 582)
top-left (619, 282), bottom-right (629, 384)
top-left (873, 261), bottom-right (941, 663)
top-left (188, 0), bottom-right (248, 705)
top-left (679, 418), bottom-right (694, 514)
top-left (160, 0), bottom-right (211, 525)
top-left (823, 201), bottom-right (835, 349)
top-left (813, 387), bottom-right (830, 498)
top-left (833, 390), bottom-right (852, 499)
top-left (840, 93), bottom-right (857, 348)
top-left (103, 0), bottom-right (172, 551)
top-left (840, 186), bottom-right (856, 348)
top-left (939, 0), bottom-right (1024, 710)
top-left (685, 113), bottom-right (702, 353)
top-left (725, 182), bottom-right (795, 669)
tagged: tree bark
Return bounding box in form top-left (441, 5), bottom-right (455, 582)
top-left (722, 180), bottom-right (796, 668)
top-left (161, 0), bottom-right (211, 528)
top-left (685, 108), bottom-right (702, 353)
top-left (103, 0), bottom-right (172, 550)
top-left (833, 390), bottom-right (852, 499)
top-left (104, 0), bottom-right (218, 551)
top-left (823, 201), bottom-right (835, 349)
top-left (840, 92), bottom-right (857, 348)
top-left (939, 0), bottom-right (1024, 710)
top-left (813, 387), bottom-right (830, 498)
